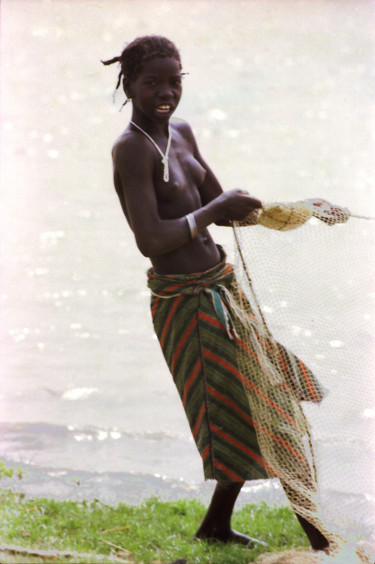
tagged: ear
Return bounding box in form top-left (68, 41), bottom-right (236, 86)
top-left (123, 77), bottom-right (132, 99)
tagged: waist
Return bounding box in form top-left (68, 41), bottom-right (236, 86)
top-left (149, 233), bottom-right (221, 275)
top-left (147, 245), bottom-right (234, 296)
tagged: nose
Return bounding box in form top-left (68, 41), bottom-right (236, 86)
top-left (158, 83), bottom-right (174, 99)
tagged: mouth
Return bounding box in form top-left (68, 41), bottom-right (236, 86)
top-left (155, 104), bottom-right (173, 114)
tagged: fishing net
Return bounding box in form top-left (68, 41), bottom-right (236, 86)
top-left (232, 199), bottom-right (375, 562)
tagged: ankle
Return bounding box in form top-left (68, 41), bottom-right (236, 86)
top-left (195, 521), bottom-right (230, 538)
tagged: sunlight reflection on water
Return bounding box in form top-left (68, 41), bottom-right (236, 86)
top-left (1, 0), bottom-right (375, 525)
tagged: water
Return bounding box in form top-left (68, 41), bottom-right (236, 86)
top-left (1, 0), bottom-right (375, 540)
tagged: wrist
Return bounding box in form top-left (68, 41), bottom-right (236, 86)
top-left (186, 198), bottom-right (225, 237)
top-left (206, 196), bottom-right (225, 223)
top-left (186, 213), bottom-right (198, 239)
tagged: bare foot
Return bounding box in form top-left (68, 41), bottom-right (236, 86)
top-left (194, 526), bottom-right (268, 547)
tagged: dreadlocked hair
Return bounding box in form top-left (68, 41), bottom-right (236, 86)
top-left (101, 35), bottom-right (182, 91)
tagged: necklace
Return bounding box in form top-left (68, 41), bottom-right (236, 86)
top-left (130, 121), bottom-right (172, 182)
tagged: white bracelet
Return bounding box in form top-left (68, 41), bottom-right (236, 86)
top-left (186, 213), bottom-right (198, 239)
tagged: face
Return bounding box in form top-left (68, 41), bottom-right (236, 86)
top-left (125, 56), bottom-right (182, 122)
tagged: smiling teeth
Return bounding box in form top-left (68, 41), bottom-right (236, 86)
top-left (158, 105), bottom-right (171, 110)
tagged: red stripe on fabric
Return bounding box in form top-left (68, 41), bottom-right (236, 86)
top-left (206, 385), bottom-right (305, 464)
top-left (151, 296), bottom-right (160, 317)
top-left (235, 337), bottom-right (258, 362)
top-left (159, 295), bottom-right (183, 348)
top-left (237, 290), bottom-right (257, 321)
top-left (198, 311), bottom-right (225, 330)
top-left (257, 426), bottom-right (306, 465)
top-left (171, 316), bottom-right (197, 373)
top-left (182, 359), bottom-right (202, 407)
top-left (245, 340), bottom-right (302, 399)
top-left (298, 359), bottom-right (318, 401)
top-left (268, 435), bottom-right (306, 464)
top-left (257, 339), bottom-right (290, 379)
top-left (238, 333), bottom-right (312, 404)
top-left (206, 385), bottom-right (255, 427)
top-left (201, 445), bottom-right (210, 460)
top-left (213, 460), bottom-right (243, 481)
top-left (255, 334), bottom-right (277, 357)
top-left (202, 348), bottom-right (298, 429)
top-left (277, 346), bottom-right (290, 373)
top-left (193, 405), bottom-right (206, 439)
top-left (157, 282), bottom-right (185, 295)
top-left (211, 424), bottom-right (274, 474)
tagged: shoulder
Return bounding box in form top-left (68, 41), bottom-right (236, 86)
top-left (171, 118), bottom-right (198, 152)
top-left (112, 129), bottom-right (153, 165)
top-left (171, 118), bottom-right (194, 139)
top-left (111, 129), bottom-right (155, 185)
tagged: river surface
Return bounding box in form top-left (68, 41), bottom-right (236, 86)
top-left (1, 0), bottom-right (375, 545)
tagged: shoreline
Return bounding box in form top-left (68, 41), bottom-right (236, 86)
top-left (0, 459), bottom-right (287, 507)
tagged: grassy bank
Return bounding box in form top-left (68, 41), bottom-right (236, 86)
top-left (0, 486), bottom-right (309, 563)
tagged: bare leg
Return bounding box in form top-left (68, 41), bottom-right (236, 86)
top-left (280, 479), bottom-right (329, 551)
top-left (194, 481), bottom-right (267, 547)
top-left (295, 513), bottom-right (329, 552)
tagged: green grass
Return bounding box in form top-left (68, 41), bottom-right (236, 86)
top-left (0, 488), bottom-right (309, 563)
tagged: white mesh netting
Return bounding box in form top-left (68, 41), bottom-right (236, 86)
top-left (232, 200), bottom-right (375, 562)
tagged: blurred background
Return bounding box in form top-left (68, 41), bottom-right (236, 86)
top-left (1, 0), bottom-right (374, 521)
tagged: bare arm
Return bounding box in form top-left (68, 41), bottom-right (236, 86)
top-left (180, 122), bottom-right (262, 224)
top-left (113, 135), bottom-right (231, 257)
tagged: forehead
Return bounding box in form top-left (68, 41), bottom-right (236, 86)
top-left (137, 56), bottom-right (181, 78)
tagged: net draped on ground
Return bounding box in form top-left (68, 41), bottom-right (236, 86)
top-left (232, 200), bottom-right (375, 560)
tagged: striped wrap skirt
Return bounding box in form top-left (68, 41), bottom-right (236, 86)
top-left (147, 248), bottom-right (325, 483)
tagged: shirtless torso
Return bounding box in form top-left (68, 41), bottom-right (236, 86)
top-left (110, 53), bottom-right (262, 275)
top-left (113, 120), bottom-right (224, 274)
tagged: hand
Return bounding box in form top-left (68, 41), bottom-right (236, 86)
top-left (216, 189), bottom-right (262, 222)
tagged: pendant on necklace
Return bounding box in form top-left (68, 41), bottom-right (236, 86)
top-left (161, 156), bottom-right (169, 182)
top-left (130, 121), bottom-right (172, 183)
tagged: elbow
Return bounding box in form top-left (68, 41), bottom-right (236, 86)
top-left (138, 246), bottom-right (151, 258)
top-left (137, 242), bottom-right (153, 258)
top-left (136, 235), bottom-right (163, 258)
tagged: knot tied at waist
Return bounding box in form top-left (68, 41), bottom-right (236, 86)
top-left (147, 248), bottom-right (241, 339)
top-left (147, 247), bottom-right (233, 296)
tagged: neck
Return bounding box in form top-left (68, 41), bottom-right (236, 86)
top-left (129, 119), bottom-right (172, 183)
top-left (130, 112), bottom-right (170, 136)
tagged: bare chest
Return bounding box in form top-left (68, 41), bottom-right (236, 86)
top-left (153, 147), bottom-right (206, 205)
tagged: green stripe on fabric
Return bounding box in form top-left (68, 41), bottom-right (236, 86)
top-left (148, 258), bottom-right (270, 482)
